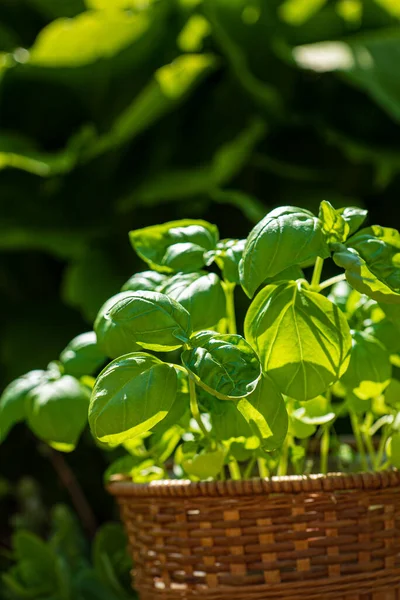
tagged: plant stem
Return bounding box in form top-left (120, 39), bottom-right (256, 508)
top-left (362, 413), bottom-right (376, 468)
top-left (188, 377), bottom-right (209, 439)
top-left (350, 410), bottom-right (368, 471)
top-left (44, 446), bottom-right (97, 537)
top-left (375, 425), bottom-right (391, 470)
top-left (223, 282), bottom-right (237, 335)
top-left (228, 456), bottom-right (241, 480)
top-left (311, 257), bottom-right (324, 290)
top-left (257, 457), bottom-right (269, 478)
top-left (277, 435), bottom-right (290, 477)
top-left (244, 456), bottom-right (257, 479)
top-left (318, 273), bottom-right (346, 291)
top-left (320, 425), bottom-right (330, 475)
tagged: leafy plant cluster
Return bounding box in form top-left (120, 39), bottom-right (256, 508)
top-left (2, 0), bottom-right (400, 390)
top-left (2, 202), bottom-right (400, 481)
top-left (1, 503), bottom-right (134, 600)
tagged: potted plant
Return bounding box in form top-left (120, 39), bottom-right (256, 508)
top-left (2, 202), bottom-right (400, 598)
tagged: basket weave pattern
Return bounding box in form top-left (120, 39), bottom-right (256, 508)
top-left (109, 472), bottom-right (400, 599)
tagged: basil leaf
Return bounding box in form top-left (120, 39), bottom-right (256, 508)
top-left (245, 281), bottom-right (352, 401)
top-left (95, 290), bottom-right (192, 356)
top-left (209, 395), bottom-right (253, 440)
top-left (89, 353), bottom-right (177, 444)
top-left (338, 207), bottom-right (368, 236)
top-left (180, 447), bottom-right (226, 479)
top-left (59, 331), bottom-right (106, 378)
top-left (129, 219), bottom-right (219, 273)
top-left (385, 379), bottom-right (400, 409)
top-left (94, 292), bottom-right (142, 358)
top-left (26, 375), bottom-right (90, 452)
top-left (208, 238), bottom-right (246, 284)
top-left (182, 331), bottom-right (261, 400)
top-left (334, 226), bottom-right (400, 304)
top-left (151, 369), bottom-right (190, 435)
top-left (240, 206), bottom-right (330, 298)
top-left (237, 375), bottom-right (288, 450)
top-left (365, 319), bottom-right (400, 354)
top-left (319, 200), bottom-right (350, 244)
top-left (340, 330), bottom-right (392, 400)
top-left (121, 270), bottom-right (167, 292)
top-left (160, 271), bottom-right (226, 332)
top-left (289, 415), bottom-right (316, 439)
top-left (292, 395), bottom-right (335, 425)
top-left (0, 370), bottom-right (48, 442)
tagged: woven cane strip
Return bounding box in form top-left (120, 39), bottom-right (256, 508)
top-left (110, 472), bottom-right (400, 599)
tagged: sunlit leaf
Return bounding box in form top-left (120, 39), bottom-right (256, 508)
top-left (240, 206), bottom-right (329, 298)
top-left (245, 281), bottom-right (352, 400)
top-left (340, 330), bottom-right (392, 400)
top-left (182, 331), bottom-right (261, 400)
top-left (89, 353), bottom-right (177, 444)
top-left (59, 331), bottom-right (106, 377)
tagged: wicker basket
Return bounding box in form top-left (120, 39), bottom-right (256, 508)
top-left (108, 471), bottom-right (400, 600)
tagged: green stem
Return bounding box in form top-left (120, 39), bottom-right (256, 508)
top-left (311, 257), bottom-right (324, 290)
top-left (277, 435), bottom-right (290, 477)
top-left (244, 456), bottom-right (257, 479)
top-left (223, 282), bottom-right (237, 335)
top-left (188, 377), bottom-right (209, 439)
top-left (257, 457), bottom-right (269, 479)
top-left (318, 273), bottom-right (346, 291)
top-left (362, 413), bottom-right (376, 468)
top-left (375, 425), bottom-right (391, 470)
top-left (350, 410), bottom-right (368, 471)
top-left (228, 456), bottom-right (241, 480)
top-left (320, 425), bottom-right (330, 475)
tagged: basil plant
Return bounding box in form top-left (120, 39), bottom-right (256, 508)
top-left (2, 203), bottom-right (400, 481)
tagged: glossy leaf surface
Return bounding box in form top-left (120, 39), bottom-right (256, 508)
top-left (59, 331), bottom-right (106, 377)
top-left (129, 219), bottom-right (219, 273)
top-left (240, 206), bottom-right (330, 297)
top-left (334, 226), bottom-right (400, 304)
top-left (95, 290), bottom-right (192, 356)
top-left (182, 331), bottom-right (261, 400)
top-left (89, 353), bottom-right (177, 444)
top-left (245, 281), bottom-right (352, 400)
top-left (160, 271), bottom-right (226, 331)
top-left (340, 330), bottom-right (392, 400)
top-left (26, 375), bottom-right (90, 451)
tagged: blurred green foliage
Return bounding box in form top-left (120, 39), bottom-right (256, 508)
top-left (1, 0), bottom-right (400, 589)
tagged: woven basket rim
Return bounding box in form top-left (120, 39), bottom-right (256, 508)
top-left (107, 469), bottom-right (400, 497)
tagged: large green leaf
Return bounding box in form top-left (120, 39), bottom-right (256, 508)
top-left (340, 330), bottom-right (392, 400)
top-left (129, 219), bottom-right (219, 273)
top-left (237, 375), bottom-right (288, 450)
top-left (160, 271), bottom-right (226, 332)
top-left (94, 292), bottom-right (142, 358)
top-left (121, 271), bottom-right (167, 293)
top-left (240, 206), bottom-right (330, 298)
top-left (245, 281), bottom-right (352, 401)
top-left (0, 370), bottom-right (47, 442)
top-left (26, 375), bottom-right (90, 451)
top-left (89, 353), bottom-right (177, 444)
top-left (95, 290), bottom-right (192, 357)
top-left (59, 331), bottom-right (106, 378)
top-left (182, 331), bottom-right (261, 400)
top-left (29, 10), bottom-right (150, 67)
top-left (151, 369), bottom-right (190, 435)
top-left (334, 226), bottom-right (400, 303)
